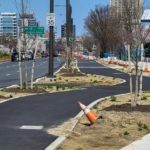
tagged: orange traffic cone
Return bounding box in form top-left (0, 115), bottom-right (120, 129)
top-left (78, 101), bottom-right (98, 124)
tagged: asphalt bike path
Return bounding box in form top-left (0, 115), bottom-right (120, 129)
top-left (0, 60), bottom-right (150, 150)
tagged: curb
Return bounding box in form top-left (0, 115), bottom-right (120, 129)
top-left (45, 93), bottom-right (130, 150)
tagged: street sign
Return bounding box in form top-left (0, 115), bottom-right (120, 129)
top-left (24, 26), bottom-right (44, 35)
top-left (46, 13), bottom-right (55, 27)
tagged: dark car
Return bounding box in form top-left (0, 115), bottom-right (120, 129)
top-left (11, 49), bottom-right (19, 62)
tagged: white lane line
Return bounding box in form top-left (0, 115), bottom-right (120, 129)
top-left (20, 125), bottom-right (43, 130)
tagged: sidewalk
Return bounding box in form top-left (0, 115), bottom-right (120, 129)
top-left (121, 134), bottom-right (150, 150)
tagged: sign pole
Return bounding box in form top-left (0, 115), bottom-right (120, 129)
top-left (49, 0), bottom-right (54, 77)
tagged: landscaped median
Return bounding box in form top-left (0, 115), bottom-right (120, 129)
top-left (0, 66), bottom-right (123, 103)
top-left (57, 93), bottom-right (150, 150)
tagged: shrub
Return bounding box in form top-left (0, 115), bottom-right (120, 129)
top-left (93, 80), bottom-right (98, 84)
top-left (9, 94), bottom-right (13, 98)
top-left (58, 77), bottom-right (62, 80)
top-left (110, 96), bottom-right (117, 102)
top-left (123, 131), bottom-right (129, 136)
top-left (56, 85), bottom-right (59, 91)
top-left (141, 96), bottom-right (147, 100)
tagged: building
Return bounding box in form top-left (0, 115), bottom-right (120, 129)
top-left (0, 13), bottom-right (17, 39)
top-left (18, 13), bottom-right (38, 35)
top-left (141, 9), bottom-right (150, 28)
top-left (110, 0), bottom-right (144, 18)
top-left (141, 9), bottom-right (150, 57)
top-left (61, 23), bottom-right (76, 38)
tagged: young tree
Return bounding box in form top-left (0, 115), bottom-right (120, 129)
top-left (121, 0), bottom-right (150, 106)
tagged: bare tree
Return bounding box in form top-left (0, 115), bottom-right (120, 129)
top-left (82, 34), bottom-right (96, 52)
top-left (121, 0), bottom-right (150, 106)
top-left (85, 5), bottom-right (122, 58)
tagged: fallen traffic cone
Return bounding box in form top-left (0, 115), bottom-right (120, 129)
top-left (78, 101), bottom-right (98, 124)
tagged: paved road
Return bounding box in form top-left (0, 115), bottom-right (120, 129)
top-left (0, 60), bottom-right (150, 150)
top-left (0, 57), bottom-right (65, 88)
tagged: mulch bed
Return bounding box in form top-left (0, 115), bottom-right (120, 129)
top-left (0, 95), bottom-right (8, 99)
top-left (4, 87), bottom-right (47, 94)
top-left (59, 68), bottom-right (85, 77)
top-left (104, 103), bottom-right (150, 112)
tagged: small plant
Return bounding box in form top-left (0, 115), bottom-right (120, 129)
top-left (62, 86), bottom-right (65, 91)
top-left (141, 96), bottom-right (147, 101)
top-left (0, 89), bottom-right (4, 92)
top-left (110, 96), bottom-right (117, 102)
top-left (137, 122), bottom-right (149, 132)
top-left (75, 148), bottom-right (83, 150)
top-left (56, 85), bottom-right (59, 91)
top-left (58, 77), bottom-right (62, 80)
top-left (76, 78), bottom-right (79, 80)
top-left (123, 131), bottom-right (129, 136)
top-left (65, 79), bottom-right (68, 82)
top-left (143, 124), bottom-right (149, 130)
top-left (93, 105), bottom-right (98, 109)
top-left (93, 80), bottom-right (98, 84)
top-left (54, 79), bottom-right (57, 82)
top-left (9, 94), bottom-right (13, 98)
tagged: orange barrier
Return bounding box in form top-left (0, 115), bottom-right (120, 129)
top-left (144, 67), bottom-right (149, 72)
top-left (78, 101), bottom-right (98, 124)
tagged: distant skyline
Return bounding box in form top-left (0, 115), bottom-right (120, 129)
top-left (0, 0), bottom-right (150, 36)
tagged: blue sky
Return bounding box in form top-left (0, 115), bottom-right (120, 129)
top-left (0, 0), bottom-right (150, 36)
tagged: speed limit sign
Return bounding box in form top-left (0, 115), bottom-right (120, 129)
top-left (46, 13), bottom-right (55, 27)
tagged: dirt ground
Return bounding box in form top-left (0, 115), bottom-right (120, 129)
top-left (58, 93), bottom-right (150, 150)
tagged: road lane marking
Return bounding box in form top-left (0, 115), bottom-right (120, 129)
top-left (20, 125), bottom-right (43, 130)
top-left (6, 74), bottom-right (11, 76)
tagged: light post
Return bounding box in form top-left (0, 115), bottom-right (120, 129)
top-left (49, 0), bottom-right (54, 77)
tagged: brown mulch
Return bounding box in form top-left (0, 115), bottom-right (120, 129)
top-left (59, 68), bottom-right (85, 77)
top-left (104, 103), bottom-right (150, 112)
top-left (4, 87), bottom-right (47, 93)
top-left (0, 95), bottom-right (8, 99)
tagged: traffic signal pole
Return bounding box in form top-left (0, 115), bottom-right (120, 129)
top-left (49, 0), bottom-right (54, 77)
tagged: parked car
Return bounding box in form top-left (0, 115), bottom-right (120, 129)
top-left (41, 51), bottom-right (48, 58)
top-left (25, 50), bottom-right (34, 60)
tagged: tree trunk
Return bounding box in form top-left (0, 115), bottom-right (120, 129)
top-left (139, 43), bottom-right (144, 102)
top-left (31, 39), bottom-right (39, 89)
top-left (128, 45), bottom-right (133, 104)
top-left (133, 47), bottom-right (139, 107)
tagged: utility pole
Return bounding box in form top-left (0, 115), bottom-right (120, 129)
top-left (49, 0), bottom-right (54, 77)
